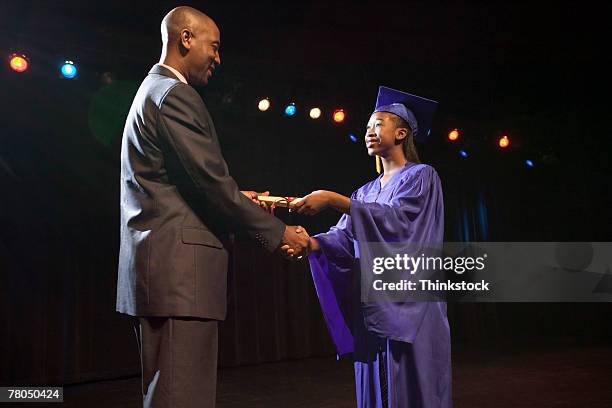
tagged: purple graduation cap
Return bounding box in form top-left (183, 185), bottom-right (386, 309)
top-left (374, 86), bottom-right (439, 143)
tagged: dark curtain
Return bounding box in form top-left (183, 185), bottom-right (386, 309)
top-left (443, 164), bottom-right (612, 345)
top-left (0, 179), bottom-right (333, 386)
top-left (2, 70), bottom-right (611, 387)
top-left (4, 157), bottom-right (611, 386)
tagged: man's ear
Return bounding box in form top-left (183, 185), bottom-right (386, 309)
top-left (180, 29), bottom-right (193, 50)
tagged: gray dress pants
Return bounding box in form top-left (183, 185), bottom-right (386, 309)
top-left (134, 317), bottom-right (218, 408)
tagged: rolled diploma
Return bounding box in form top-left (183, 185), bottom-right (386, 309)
top-left (257, 195), bottom-right (304, 208)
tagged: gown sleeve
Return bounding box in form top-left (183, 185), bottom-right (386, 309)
top-left (308, 192), bottom-right (358, 356)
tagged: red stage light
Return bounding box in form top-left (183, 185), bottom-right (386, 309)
top-left (448, 129), bottom-right (460, 141)
top-left (498, 135), bottom-right (510, 148)
top-left (9, 54), bottom-right (28, 73)
top-left (333, 109), bottom-right (345, 123)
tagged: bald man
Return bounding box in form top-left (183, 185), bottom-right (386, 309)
top-left (117, 6), bottom-right (309, 408)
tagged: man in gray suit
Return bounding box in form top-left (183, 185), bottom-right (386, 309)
top-left (116, 6), bottom-right (309, 407)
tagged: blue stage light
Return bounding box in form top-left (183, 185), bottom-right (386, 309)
top-left (459, 150), bottom-right (468, 158)
top-left (284, 103), bottom-right (296, 116)
top-left (349, 133), bottom-right (358, 143)
top-left (525, 159), bottom-right (534, 168)
top-left (60, 61), bottom-right (77, 79)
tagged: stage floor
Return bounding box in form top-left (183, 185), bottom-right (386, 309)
top-left (26, 341), bottom-right (612, 407)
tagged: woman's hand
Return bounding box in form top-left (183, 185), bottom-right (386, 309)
top-left (292, 190), bottom-right (331, 215)
top-left (308, 237), bottom-right (321, 252)
top-left (292, 190), bottom-right (351, 215)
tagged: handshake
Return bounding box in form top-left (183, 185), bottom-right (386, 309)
top-left (279, 225), bottom-right (311, 260)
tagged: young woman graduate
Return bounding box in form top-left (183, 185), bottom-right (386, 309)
top-left (291, 86), bottom-right (452, 408)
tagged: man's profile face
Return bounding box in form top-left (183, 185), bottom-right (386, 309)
top-left (186, 22), bottom-right (221, 86)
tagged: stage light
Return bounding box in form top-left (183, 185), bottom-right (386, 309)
top-left (258, 98), bottom-right (270, 112)
top-left (9, 54), bottom-right (29, 73)
top-left (60, 61), bottom-right (78, 79)
top-left (349, 133), bottom-right (358, 143)
top-left (284, 103), bottom-right (296, 117)
top-left (309, 107), bottom-right (322, 119)
top-left (459, 150), bottom-right (468, 158)
top-left (498, 135), bottom-right (510, 148)
top-left (525, 159), bottom-right (534, 168)
top-left (333, 109), bottom-right (345, 123)
top-left (448, 129), bottom-right (460, 141)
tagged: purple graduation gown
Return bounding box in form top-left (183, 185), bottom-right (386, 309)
top-left (309, 163), bottom-right (452, 408)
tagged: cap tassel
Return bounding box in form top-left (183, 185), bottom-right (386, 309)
top-left (376, 156), bottom-right (381, 174)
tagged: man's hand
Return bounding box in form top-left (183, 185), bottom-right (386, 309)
top-left (280, 225), bottom-right (310, 259)
top-left (241, 190), bottom-right (275, 213)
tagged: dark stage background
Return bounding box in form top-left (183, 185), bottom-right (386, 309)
top-left (1, 1), bottom-right (611, 387)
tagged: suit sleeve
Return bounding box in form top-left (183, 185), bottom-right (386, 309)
top-left (157, 83), bottom-right (285, 251)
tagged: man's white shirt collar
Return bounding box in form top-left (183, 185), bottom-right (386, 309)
top-left (158, 63), bottom-right (188, 84)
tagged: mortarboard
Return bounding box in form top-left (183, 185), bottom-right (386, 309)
top-left (373, 86), bottom-right (438, 143)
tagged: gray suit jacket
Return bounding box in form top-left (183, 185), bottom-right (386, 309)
top-left (117, 65), bottom-right (285, 320)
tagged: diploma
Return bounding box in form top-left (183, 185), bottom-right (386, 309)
top-left (257, 195), bottom-right (303, 208)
